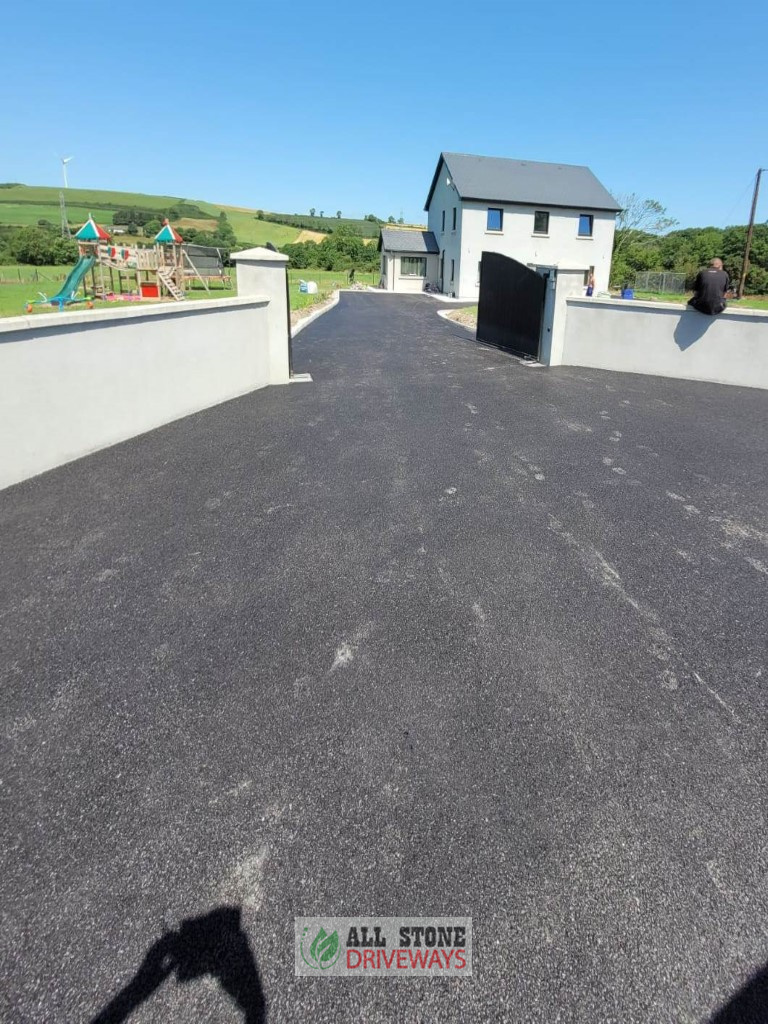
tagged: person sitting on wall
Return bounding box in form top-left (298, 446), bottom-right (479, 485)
top-left (688, 258), bottom-right (730, 315)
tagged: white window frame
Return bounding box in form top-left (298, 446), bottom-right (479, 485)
top-left (400, 255), bottom-right (427, 277)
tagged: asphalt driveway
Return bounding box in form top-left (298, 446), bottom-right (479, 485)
top-left (1, 292), bottom-right (767, 1022)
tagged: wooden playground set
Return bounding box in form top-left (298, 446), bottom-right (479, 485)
top-left (32, 216), bottom-right (229, 311)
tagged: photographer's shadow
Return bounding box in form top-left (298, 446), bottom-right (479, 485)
top-left (91, 905), bottom-right (266, 1023)
top-left (709, 958), bottom-right (768, 1023)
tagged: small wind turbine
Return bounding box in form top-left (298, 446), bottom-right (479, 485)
top-left (60, 155), bottom-right (74, 188)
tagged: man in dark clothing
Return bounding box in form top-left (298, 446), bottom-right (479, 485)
top-left (688, 258), bottom-right (730, 315)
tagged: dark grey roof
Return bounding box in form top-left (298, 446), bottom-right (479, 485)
top-left (425, 152), bottom-right (621, 212)
top-left (378, 228), bottom-right (439, 254)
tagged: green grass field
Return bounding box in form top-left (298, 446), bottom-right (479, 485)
top-left (0, 263), bottom-right (70, 283)
top-left (0, 263), bottom-right (375, 318)
top-left (632, 290), bottom-right (768, 310)
top-left (0, 184), bottom-right (365, 248)
top-left (0, 265), bottom-right (82, 316)
top-left (0, 183), bottom-right (201, 210)
top-left (0, 203), bottom-right (101, 228)
top-left (287, 268), bottom-right (377, 289)
top-left (0, 279), bottom-right (237, 318)
top-left (287, 269), bottom-right (377, 309)
top-left (217, 212), bottom-right (299, 247)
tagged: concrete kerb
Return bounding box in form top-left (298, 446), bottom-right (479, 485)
top-left (437, 308), bottom-right (474, 333)
top-left (292, 288), bottom-right (341, 337)
top-left (424, 293), bottom-right (468, 305)
top-left (363, 287), bottom-right (468, 305)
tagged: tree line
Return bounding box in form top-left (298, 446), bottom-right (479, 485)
top-left (611, 195), bottom-right (767, 292)
top-left (111, 201), bottom-right (208, 226)
top-left (279, 226), bottom-right (380, 271)
top-left (0, 223), bottom-right (79, 265)
top-left (255, 211), bottom-right (384, 239)
top-left (612, 224), bottom-right (768, 292)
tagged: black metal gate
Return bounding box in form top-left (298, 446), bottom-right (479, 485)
top-left (477, 252), bottom-right (546, 358)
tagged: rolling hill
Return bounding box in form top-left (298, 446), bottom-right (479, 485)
top-left (0, 184), bottom-right (383, 246)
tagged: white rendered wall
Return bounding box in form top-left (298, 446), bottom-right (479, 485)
top-left (426, 170), bottom-right (463, 296)
top-left (560, 297), bottom-right (768, 388)
top-left (0, 253), bottom-right (292, 491)
top-left (381, 253), bottom-right (439, 293)
top-left (539, 269), bottom-right (586, 366)
top-left (380, 253), bottom-right (392, 289)
top-left (232, 247), bottom-right (291, 385)
top-left (456, 202), bottom-right (615, 301)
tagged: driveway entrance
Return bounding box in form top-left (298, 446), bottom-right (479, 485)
top-left (2, 293), bottom-right (767, 1023)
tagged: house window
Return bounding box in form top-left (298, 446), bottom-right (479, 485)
top-left (401, 256), bottom-right (427, 277)
top-left (441, 210), bottom-right (445, 232)
top-left (477, 261), bottom-right (481, 286)
top-left (487, 208), bottom-right (503, 231)
top-left (450, 258), bottom-right (455, 281)
top-left (452, 207), bottom-right (457, 230)
top-left (533, 210), bottom-right (549, 235)
top-left (583, 265), bottom-right (595, 286)
top-left (578, 214), bottom-right (594, 237)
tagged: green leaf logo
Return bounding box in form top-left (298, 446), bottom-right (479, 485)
top-left (302, 927), bottom-right (341, 970)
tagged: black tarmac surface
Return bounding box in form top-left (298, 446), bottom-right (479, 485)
top-left (1, 292), bottom-right (767, 1023)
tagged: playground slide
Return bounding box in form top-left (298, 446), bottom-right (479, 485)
top-left (46, 254), bottom-right (95, 307)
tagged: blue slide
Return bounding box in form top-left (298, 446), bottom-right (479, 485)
top-left (42, 254), bottom-right (95, 309)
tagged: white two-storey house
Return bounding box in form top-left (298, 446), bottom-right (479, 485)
top-left (424, 151), bottom-right (620, 300)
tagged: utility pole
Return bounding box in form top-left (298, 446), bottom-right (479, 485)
top-left (737, 168), bottom-right (764, 299)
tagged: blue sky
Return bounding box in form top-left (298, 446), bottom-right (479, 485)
top-left (1, 0), bottom-right (765, 229)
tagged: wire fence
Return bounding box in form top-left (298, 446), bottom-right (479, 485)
top-left (0, 266), bottom-right (70, 284)
top-left (287, 269), bottom-right (379, 290)
top-left (634, 271), bottom-right (686, 293)
top-left (2, 265), bottom-right (382, 289)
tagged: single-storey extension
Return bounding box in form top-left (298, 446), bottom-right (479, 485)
top-left (378, 228), bottom-right (440, 293)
